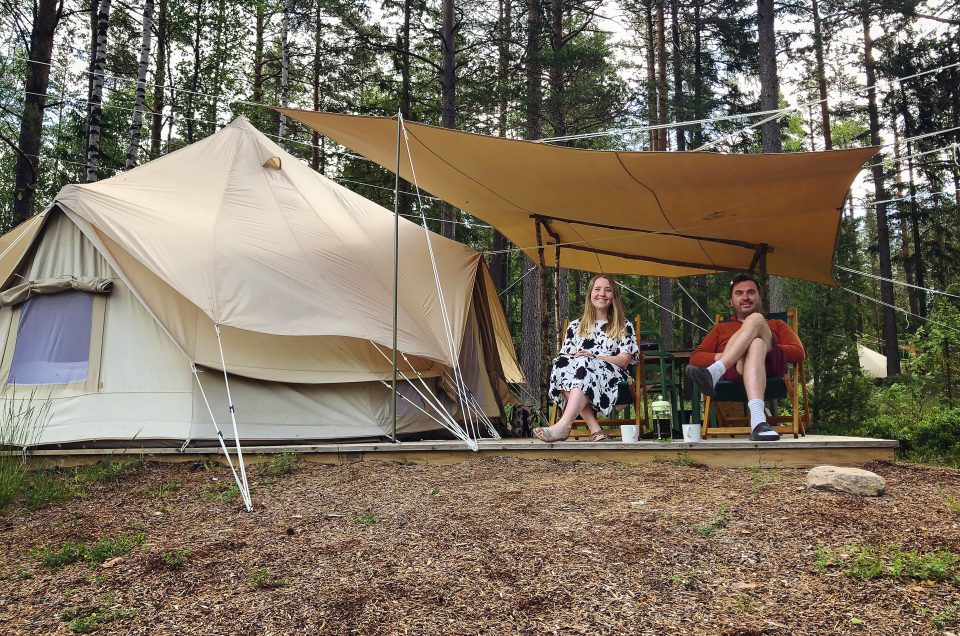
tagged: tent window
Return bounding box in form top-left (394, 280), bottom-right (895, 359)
top-left (9, 291), bottom-right (93, 385)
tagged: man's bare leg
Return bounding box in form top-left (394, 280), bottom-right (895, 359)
top-left (685, 314), bottom-right (773, 399)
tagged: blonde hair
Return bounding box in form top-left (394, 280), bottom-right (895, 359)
top-left (577, 273), bottom-right (627, 340)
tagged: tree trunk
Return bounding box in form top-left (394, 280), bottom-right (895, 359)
top-left (862, 9), bottom-right (900, 376)
top-left (253, 1), bottom-right (264, 106)
top-left (522, 0), bottom-right (545, 412)
top-left (691, 3), bottom-right (704, 147)
top-left (439, 0), bottom-right (457, 239)
top-left (547, 0), bottom-right (568, 338)
top-left (86, 0), bottom-right (111, 183)
top-left (12, 0), bottom-right (60, 224)
top-left (126, 0), bottom-right (155, 170)
top-left (85, 0), bottom-right (97, 159)
top-left (488, 0), bottom-right (512, 293)
top-left (278, 0), bottom-right (292, 141)
top-left (186, 0), bottom-right (203, 144)
top-left (655, 2), bottom-right (668, 151)
top-left (311, 4), bottom-right (324, 172)
top-left (757, 0), bottom-right (781, 153)
top-left (645, 1), bottom-right (657, 150)
top-left (905, 142), bottom-right (926, 317)
top-left (811, 0), bottom-right (832, 150)
top-left (670, 0), bottom-right (684, 153)
top-left (149, 0), bottom-right (167, 157)
top-left (890, 121), bottom-right (917, 315)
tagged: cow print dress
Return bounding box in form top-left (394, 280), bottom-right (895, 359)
top-left (549, 319), bottom-right (639, 416)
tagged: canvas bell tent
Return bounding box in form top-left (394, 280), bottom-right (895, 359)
top-left (0, 117), bottom-right (521, 450)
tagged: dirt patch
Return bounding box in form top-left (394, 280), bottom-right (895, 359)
top-left (1, 457), bottom-right (959, 635)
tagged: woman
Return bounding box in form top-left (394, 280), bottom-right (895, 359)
top-left (534, 273), bottom-right (639, 442)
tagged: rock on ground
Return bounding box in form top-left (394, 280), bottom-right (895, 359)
top-left (806, 465), bottom-right (886, 496)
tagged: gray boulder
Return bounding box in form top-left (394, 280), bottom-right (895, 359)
top-left (806, 465), bottom-right (886, 497)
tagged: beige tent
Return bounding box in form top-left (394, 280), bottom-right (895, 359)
top-left (857, 344), bottom-right (887, 379)
top-left (0, 117), bottom-right (520, 447)
top-left (278, 108), bottom-right (878, 285)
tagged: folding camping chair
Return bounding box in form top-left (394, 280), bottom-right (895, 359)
top-left (700, 308), bottom-right (811, 439)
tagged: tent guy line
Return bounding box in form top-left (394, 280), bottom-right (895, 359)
top-left (837, 265), bottom-right (960, 301)
top-left (840, 286), bottom-right (960, 335)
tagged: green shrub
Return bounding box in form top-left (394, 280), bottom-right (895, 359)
top-left (160, 549), bottom-right (190, 569)
top-left (24, 470), bottom-right (83, 509)
top-left (261, 453), bottom-right (297, 477)
top-left (31, 533), bottom-right (145, 568)
top-left (77, 458), bottom-right (146, 484)
top-left (856, 395), bottom-right (960, 466)
top-left (247, 567), bottom-right (288, 589)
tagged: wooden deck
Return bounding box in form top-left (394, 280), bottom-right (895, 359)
top-left (29, 435), bottom-right (898, 469)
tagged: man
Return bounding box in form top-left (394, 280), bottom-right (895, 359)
top-left (685, 273), bottom-right (805, 441)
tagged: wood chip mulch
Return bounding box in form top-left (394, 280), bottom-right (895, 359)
top-left (1, 457), bottom-right (959, 635)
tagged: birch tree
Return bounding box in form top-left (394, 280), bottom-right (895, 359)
top-left (126, 0), bottom-right (155, 169)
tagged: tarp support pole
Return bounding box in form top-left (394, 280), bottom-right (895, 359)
top-left (391, 110), bottom-right (402, 443)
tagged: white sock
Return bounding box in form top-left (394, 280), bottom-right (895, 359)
top-left (749, 399), bottom-right (777, 438)
top-left (706, 360), bottom-right (726, 386)
top-left (748, 400), bottom-right (766, 427)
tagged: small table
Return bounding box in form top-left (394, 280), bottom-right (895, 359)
top-left (668, 349), bottom-right (700, 425)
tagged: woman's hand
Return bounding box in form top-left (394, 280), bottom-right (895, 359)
top-left (574, 350), bottom-right (596, 358)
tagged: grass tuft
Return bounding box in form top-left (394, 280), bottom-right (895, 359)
top-left (696, 504), bottom-right (728, 537)
top-left (247, 567), bottom-right (288, 589)
top-left (816, 543), bottom-right (960, 582)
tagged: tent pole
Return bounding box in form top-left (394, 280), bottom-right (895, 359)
top-left (391, 111), bottom-right (402, 442)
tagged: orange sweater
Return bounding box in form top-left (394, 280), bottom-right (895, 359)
top-left (690, 316), bottom-right (805, 369)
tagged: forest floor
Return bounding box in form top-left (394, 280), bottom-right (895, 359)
top-left (1, 455), bottom-right (959, 635)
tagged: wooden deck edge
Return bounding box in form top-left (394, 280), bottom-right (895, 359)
top-left (25, 440), bottom-right (898, 469)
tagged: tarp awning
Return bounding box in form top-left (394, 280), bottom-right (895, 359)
top-left (278, 108), bottom-right (878, 285)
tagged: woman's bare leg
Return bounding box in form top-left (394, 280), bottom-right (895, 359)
top-left (535, 388), bottom-right (590, 441)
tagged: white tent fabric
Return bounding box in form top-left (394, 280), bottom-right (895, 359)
top-left (0, 117), bottom-right (520, 446)
top-left (858, 344), bottom-right (887, 379)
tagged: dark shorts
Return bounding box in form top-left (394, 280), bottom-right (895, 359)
top-left (720, 345), bottom-right (787, 382)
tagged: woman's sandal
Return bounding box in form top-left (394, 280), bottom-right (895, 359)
top-left (589, 430), bottom-right (609, 442)
top-left (533, 426), bottom-right (569, 443)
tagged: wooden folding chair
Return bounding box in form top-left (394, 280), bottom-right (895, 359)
top-left (700, 308), bottom-right (811, 439)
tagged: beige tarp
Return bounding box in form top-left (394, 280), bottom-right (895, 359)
top-left (278, 108), bottom-right (878, 285)
top-left (858, 344), bottom-right (887, 379)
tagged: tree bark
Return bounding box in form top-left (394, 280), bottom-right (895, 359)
top-left (86, 0), bottom-right (111, 183)
top-left (186, 0), bottom-right (203, 143)
top-left (126, 0), bottom-right (155, 170)
top-left (645, 1), bottom-right (657, 150)
top-left (862, 9), bottom-right (900, 376)
top-left (439, 0), bottom-right (457, 239)
top-left (757, 0), bottom-right (783, 311)
top-left (655, 2), bottom-right (668, 151)
top-left (905, 141), bottom-right (926, 317)
top-left (488, 0), bottom-right (512, 293)
top-left (811, 0), bottom-right (832, 150)
top-left (311, 4), bottom-right (325, 172)
top-left (278, 0), bottom-right (292, 140)
top-left (522, 0), bottom-right (546, 412)
top-left (149, 0), bottom-right (167, 157)
top-left (12, 0), bottom-right (61, 224)
top-left (890, 120), bottom-right (917, 315)
top-left (253, 1), bottom-right (265, 106)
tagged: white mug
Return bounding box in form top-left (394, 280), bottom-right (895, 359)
top-left (682, 423), bottom-right (702, 443)
top-left (620, 424), bottom-right (640, 443)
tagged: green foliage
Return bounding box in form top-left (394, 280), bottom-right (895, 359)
top-left (855, 386), bottom-right (960, 466)
top-left (816, 544), bottom-right (960, 582)
top-left (31, 533), bottom-right (145, 568)
top-left (160, 549), bottom-right (190, 570)
top-left (261, 453), bottom-right (297, 477)
top-left (247, 567), bottom-right (288, 589)
top-left (0, 394), bottom-right (52, 509)
top-left (77, 458), bottom-right (146, 484)
top-left (23, 469), bottom-right (84, 509)
top-left (350, 509), bottom-right (377, 525)
top-left (154, 479), bottom-right (183, 499)
top-left (31, 541), bottom-right (87, 568)
top-left (696, 505), bottom-right (728, 536)
top-left (61, 598), bottom-right (136, 634)
top-left (201, 480), bottom-right (242, 502)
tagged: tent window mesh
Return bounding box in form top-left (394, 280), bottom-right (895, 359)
top-left (9, 291), bottom-right (93, 385)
